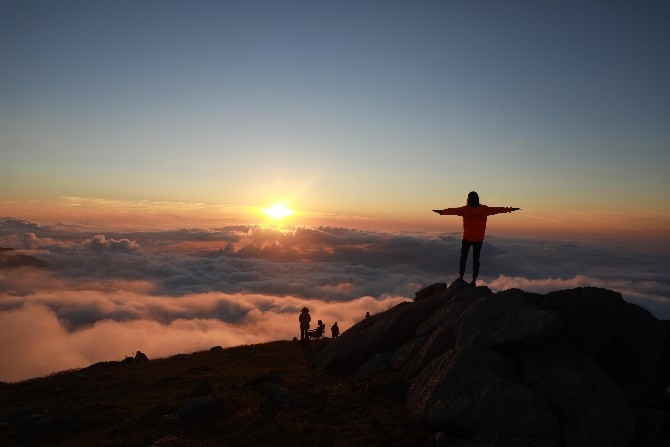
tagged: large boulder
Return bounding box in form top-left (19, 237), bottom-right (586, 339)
top-left (313, 282), bottom-right (670, 446)
top-left (516, 342), bottom-right (635, 446)
top-left (313, 286), bottom-right (451, 371)
top-left (534, 288), bottom-right (668, 401)
top-left (408, 346), bottom-right (560, 447)
top-left (455, 288), bottom-right (562, 348)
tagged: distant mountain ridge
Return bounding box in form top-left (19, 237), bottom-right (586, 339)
top-left (0, 247), bottom-right (49, 269)
top-left (314, 282), bottom-right (670, 446)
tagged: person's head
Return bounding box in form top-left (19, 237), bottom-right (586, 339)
top-left (467, 191), bottom-right (479, 208)
top-left (302, 307), bottom-right (309, 313)
top-left (318, 320), bottom-right (323, 325)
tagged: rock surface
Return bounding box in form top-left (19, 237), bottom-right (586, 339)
top-left (313, 283), bottom-right (670, 446)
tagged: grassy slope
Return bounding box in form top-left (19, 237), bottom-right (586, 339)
top-left (0, 339), bottom-right (432, 447)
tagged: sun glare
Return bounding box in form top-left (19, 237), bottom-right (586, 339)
top-left (263, 203), bottom-right (295, 219)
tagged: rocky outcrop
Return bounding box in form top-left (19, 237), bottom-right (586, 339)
top-left (121, 350), bottom-right (150, 364)
top-left (313, 283), bottom-right (670, 446)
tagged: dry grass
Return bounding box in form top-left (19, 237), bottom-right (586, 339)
top-left (0, 339), bottom-right (433, 446)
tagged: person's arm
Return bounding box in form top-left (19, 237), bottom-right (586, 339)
top-left (433, 207), bottom-right (463, 215)
top-left (486, 207), bottom-right (521, 215)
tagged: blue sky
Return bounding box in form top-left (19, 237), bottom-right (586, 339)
top-left (2, 0), bottom-right (668, 236)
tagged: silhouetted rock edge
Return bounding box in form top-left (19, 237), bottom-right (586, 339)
top-left (313, 282), bottom-right (670, 446)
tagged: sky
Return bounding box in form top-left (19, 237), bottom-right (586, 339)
top-left (1, 1), bottom-right (669, 381)
top-left (1, 0), bottom-right (669, 236)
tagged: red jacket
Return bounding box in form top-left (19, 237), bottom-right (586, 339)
top-left (440, 205), bottom-right (516, 242)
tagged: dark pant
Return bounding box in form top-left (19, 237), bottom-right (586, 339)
top-left (460, 239), bottom-right (483, 281)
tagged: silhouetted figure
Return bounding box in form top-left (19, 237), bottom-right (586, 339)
top-left (299, 307), bottom-right (311, 342)
top-left (365, 312), bottom-right (370, 318)
top-left (331, 322), bottom-right (340, 338)
top-left (434, 191), bottom-right (519, 285)
top-left (308, 320), bottom-right (326, 339)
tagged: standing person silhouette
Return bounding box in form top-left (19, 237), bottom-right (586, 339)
top-left (331, 322), bottom-right (340, 339)
top-left (434, 191), bottom-right (520, 285)
top-left (299, 307), bottom-right (311, 342)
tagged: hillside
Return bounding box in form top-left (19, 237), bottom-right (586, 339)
top-left (0, 339), bottom-right (429, 447)
top-left (2, 283), bottom-right (670, 446)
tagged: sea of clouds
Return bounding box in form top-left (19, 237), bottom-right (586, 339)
top-left (1, 217), bottom-right (669, 382)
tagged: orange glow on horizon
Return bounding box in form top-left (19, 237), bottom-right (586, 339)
top-left (2, 196), bottom-right (668, 248)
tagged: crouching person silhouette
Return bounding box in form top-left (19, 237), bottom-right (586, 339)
top-left (434, 191), bottom-right (519, 285)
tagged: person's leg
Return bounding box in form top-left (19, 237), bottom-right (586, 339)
top-left (471, 242), bottom-right (483, 284)
top-left (459, 239), bottom-right (472, 280)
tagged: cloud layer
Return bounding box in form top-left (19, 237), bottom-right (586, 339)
top-left (1, 217), bottom-right (668, 382)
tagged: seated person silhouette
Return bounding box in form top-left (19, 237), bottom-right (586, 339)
top-left (308, 320), bottom-right (326, 339)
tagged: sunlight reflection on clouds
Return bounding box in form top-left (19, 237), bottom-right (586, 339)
top-left (1, 218), bottom-right (668, 381)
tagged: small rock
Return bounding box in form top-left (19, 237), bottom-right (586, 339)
top-left (177, 396), bottom-right (221, 419)
top-left (192, 379), bottom-right (211, 397)
top-left (261, 382), bottom-right (312, 408)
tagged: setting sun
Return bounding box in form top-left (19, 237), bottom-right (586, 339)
top-left (263, 203), bottom-right (295, 219)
